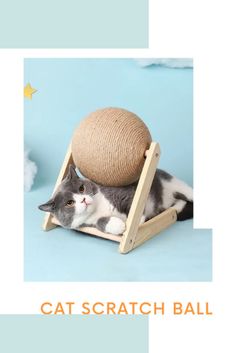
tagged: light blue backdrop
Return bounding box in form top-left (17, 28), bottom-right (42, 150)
top-left (0, 315), bottom-right (148, 352)
top-left (24, 59), bottom-right (212, 281)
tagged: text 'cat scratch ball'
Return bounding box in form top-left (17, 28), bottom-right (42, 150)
top-left (71, 107), bottom-right (152, 186)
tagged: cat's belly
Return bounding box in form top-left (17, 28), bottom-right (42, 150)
top-left (87, 192), bottom-right (127, 225)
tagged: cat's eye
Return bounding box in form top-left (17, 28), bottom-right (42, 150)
top-left (65, 200), bottom-right (75, 207)
top-left (79, 185), bottom-right (85, 193)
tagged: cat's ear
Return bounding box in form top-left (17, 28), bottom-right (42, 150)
top-left (64, 164), bottom-right (79, 182)
top-left (38, 199), bottom-right (55, 212)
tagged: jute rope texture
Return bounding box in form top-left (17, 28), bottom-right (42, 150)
top-left (72, 107), bottom-right (152, 186)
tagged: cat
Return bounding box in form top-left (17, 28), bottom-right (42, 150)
top-left (39, 165), bottom-right (193, 235)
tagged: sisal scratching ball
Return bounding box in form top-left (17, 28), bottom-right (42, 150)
top-left (71, 107), bottom-right (152, 186)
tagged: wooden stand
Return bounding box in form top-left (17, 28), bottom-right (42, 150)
top-left (42, 142), bottom-right (177, 253)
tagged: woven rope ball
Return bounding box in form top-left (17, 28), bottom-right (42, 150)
top-left (71, 107), bottom-right (152, 186)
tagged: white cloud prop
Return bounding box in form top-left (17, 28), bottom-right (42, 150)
top-left (24, 149), bottom-right (37, 192)
top-left (136, 58), bottom-right (193, 68)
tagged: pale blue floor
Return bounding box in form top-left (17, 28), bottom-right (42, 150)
top-left (24, 59), bottom-right (212, 281)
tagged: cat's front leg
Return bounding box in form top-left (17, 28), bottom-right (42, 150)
top-left (97, 217), bottom-right (126, 235)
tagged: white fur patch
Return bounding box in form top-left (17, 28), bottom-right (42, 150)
top-left (71, 194), bottom-right (94, 229)
top-left (144, 196), bottom-right (154, 219)
top-left (105, 217), bottom-right (126, 235)
top-left (172, 199), bottom-right (186, 213)
top-left (160, 180), bottom-right (175, 209)
top-left (140, 215), bottom-right (146, 224)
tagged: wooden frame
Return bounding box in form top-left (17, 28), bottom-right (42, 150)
top-left (42, 141), bottom-right (177, 253)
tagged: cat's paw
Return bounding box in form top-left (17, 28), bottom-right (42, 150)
top-left (105, 217), bottom-right (126, 235)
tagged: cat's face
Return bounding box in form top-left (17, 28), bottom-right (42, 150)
top-left (38, 165), bottom-right (98, 228)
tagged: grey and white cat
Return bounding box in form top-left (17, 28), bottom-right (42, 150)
top-left (39, 165), bottom-right (193, 235)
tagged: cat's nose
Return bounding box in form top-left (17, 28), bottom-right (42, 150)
top-left (81, 198), bottom-right (86, 203)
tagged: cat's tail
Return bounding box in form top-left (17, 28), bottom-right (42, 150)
top-left (175, 199), bottom-right (193, 221)
top-left (172, 177), bottom-right (193, 221)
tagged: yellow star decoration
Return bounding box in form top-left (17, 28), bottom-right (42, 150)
top-left (24, 83), bottom-right (37, 99)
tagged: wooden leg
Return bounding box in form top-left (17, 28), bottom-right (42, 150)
top-left (119, 142), bottom-right (161, 253)
top-left (132, 208), bottom-right (177, 251)
top-left (119, 142), bottom-right (177, 254)
top-left (42, 143), bottom-right (74, 231)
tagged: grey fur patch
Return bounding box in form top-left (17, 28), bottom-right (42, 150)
top-left (157, 169), bottom-right (173, 181)
top-left (174, 192), bottom-right (189, 202)
top-left (49, 190), bottom-right (76, 228)
top-left (97, 217), bottom-right (110, 232)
